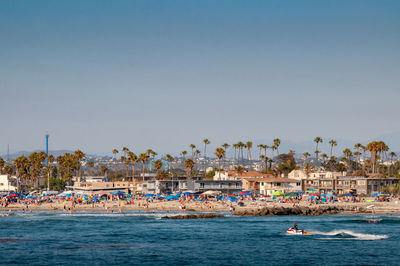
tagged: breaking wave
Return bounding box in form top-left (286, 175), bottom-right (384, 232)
top-left (309, 229), bottom-right (389, 240)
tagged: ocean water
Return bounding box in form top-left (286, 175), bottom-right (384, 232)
top-left (0, 211), bottom-right (399, 265)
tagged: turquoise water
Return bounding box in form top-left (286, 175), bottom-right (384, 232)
top-left (0, 211), bottom-right (399, 265)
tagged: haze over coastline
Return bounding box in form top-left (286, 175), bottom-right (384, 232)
top-left (1, 0), bottom-right (399, 155)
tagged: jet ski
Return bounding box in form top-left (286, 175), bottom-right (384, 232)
top-left (286, 228), bottom-right (311, 235)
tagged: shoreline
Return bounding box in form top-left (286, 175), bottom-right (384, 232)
top-left (1, 201), bottom-right (400, 215)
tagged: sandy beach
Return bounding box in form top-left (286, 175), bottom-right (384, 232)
top-left (2, 199), bottom-right (400, 215)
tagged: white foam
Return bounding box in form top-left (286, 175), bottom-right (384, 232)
top-left (309, 229), bottom-right (388, 240)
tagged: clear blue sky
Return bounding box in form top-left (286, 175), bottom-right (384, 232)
top-left (1, 0), bottom-right (399, 155)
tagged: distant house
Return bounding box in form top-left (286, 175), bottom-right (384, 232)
top-left (213, 170), bottom-right (271, 181)
top-left (0, 175), bottom-right (17, 192)
top-left (144, 180), bottom-right (242, 194)
top-left (243, 177), bottom-right (301, 195)
top-left (288, 170), bottom-right (345, 180)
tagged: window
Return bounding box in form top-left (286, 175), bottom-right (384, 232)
top-left (277, 183), bottom-right (281, 186)
top-left (296, 183), bottom-right (300, 186)
top-left (200, 183), bottom-right (205, 188)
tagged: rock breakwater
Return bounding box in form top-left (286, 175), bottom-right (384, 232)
top-left (233, 206), bottom-right (366, 216)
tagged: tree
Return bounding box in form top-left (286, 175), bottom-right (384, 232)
top-left (128, 152), bottom-right (138, 181)
top-left (165, 154), bottom-right (174, 171)
top-left (389, 152), bottom-right (397, 164)
top-left (222, 143), bottom-right (230, 154)
top-left (139, 153), bottom-right (150, 181)
top-left (273, 138), bottom-right (281, 155)
top-left (214, 147), bottom-right (225, 179)
top-left (303, 152), bottom-right (310, 167)
top-left (120, 156), bottom-right (129, 178)
top-left (14, 156), bottom-right (29, 192)
top-left (234, 165), bottom-right (245, 177)
top-left (246, 141), bottom-right (253, 161)
top-left (184, 159), bottom-right (195, 180)
top-left (0, 157), bottom-right (4, 174)
top-left (321, 153), bottom-right (328, 164)
top-left (112, 149), bottom-right (119, 160)
top-left (314, 137), bottom-right (323, 167)
top-left (203, 139), bottom-right (210, 158)
top-left (74, 150), bottom-right (85, 180)
top-left (328, 140), bottom-right (337, 157)
top-left (189, 144), bottom-right (196, 158)
top-left (181, 150), bottom-right (187, 160)
top-left (153, 160), bottom-right (163, 179)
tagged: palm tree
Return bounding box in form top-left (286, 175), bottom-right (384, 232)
top-left (214, 147), bottom-right (225, 179)
top-left (389, 152), bottom-right (396, 164)
top-left (246, 141), bottom-right (253, 161)
top-left (222, 143), bottom-right (230, 154)
top-left (234, 165), bottom-right (245, 177)
top-left (328, 140), bottom-right (337, 157)
top-left (122, 147), bottom-right (130, 156)
top-left (153, 160), bottom-right (163, 179)
top-left (165, 154), bottom-right (174, 171)
top-left (314, 137), bottom-right (323, 167)
top-left (112, 149), bottom-right (119, 160)
top-left (233, 143), bottom-right (238, 163)
top-left (203, 139), bottom-right (210, 158)
top-left (184, 159), bottom-right (195, 180)
top-left (128, 152), bottom-right (138, 181)
top-left (302, 152), bottom-right (310, 166)
top-left (238, 142), bottom-right (245, 164)
top-left (181, 150), bottom-right (187, 160)
top-left (0, 157), bottom-right (4, 174)
top-left (273, 138), bottom-right (281, 155)
top-left (120, 156), bottom-right (129, 177)
top-left (271, 145), bottom-right (276, 160)
top-left (74, 150), bottom-right (85, 180)
top-left (189, 144), bottom-right (196, 158)
top-left (321, 153), bottom-right (328, 164)
top-left (139, 153), bottom-right (150, 181)
top-left (257, 144), bottom-right (263, 158)
top-left (194, 149), bottom-right (201, 159)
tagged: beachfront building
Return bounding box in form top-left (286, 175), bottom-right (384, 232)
top-left (302, 175), bottom-right (399, 195)
top-left (0, 175), bottom-right (17, 192)
top-left (83, 176), bottom-right (108, 183)
top-left (242, 177), bottom-right (301, 195)
top-left (144, 180), bottom-right (242, 194)
top-left (213, 170), bottom-right (270, 181)
top-left (68, 181), bottom-right (135, 194)
top-left (288, 170), bottom-right (344, 180)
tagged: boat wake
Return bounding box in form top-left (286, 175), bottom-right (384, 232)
top-left (308, 229), bottom-right (388, 240)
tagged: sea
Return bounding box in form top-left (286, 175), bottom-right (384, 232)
top-left (0, 211), bottom-right (399, 265)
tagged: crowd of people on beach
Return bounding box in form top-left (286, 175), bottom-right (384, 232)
top-left (0, 190), bottom-right (398, 216)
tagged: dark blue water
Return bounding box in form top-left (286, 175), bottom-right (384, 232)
top-left (0, 211), bottom-right (399, 265)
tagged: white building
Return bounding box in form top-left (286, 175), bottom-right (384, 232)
top-left (0, 175), bottom-right (17, 192)
top-left (288, 170), bottom-right (345, 180)
top-left (213, 170), bottom-right (268, 181)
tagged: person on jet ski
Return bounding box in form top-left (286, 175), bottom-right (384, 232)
top-left (293, 222), bottom-right (298, 231)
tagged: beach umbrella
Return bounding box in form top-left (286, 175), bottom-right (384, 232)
top-left (285, 192), bottom-right (298, 197)
top-left (343, 193), bottom-right (355, 197)
top-left (271, 191), bottom-right (284, 196)
top-left (166, 195), bottom-right (179, 201)
top-left (371, 193), bottom-right (380, 197)
top-left (306, 188), bottom-right (317, 192)
top-left (295, 191), bottom-right (304, 194)
top-left (379, 193), bottom-right (390, 196)
top-left (183, 192), bottom-right (193, 195)
top-left (240, 192), bottom-right (252, 196)
top-left (26, 195), bottom-right (37, 199)
top-left (239, 191), bottom-right (250, 195)
top-left (228, 194), bottom-right (236, 197)
top-left (144, 194), bottom-right (154, 197)
top-left (7, 193), bottom-right (19, 198)
top-left (311, 193), bottom-right (320, 196)
top-left (226, 196), bottom-right (238, 202)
